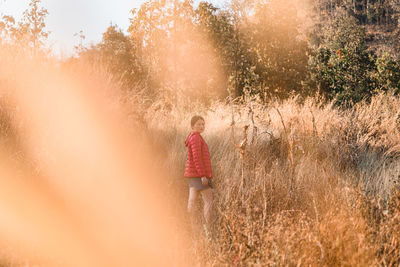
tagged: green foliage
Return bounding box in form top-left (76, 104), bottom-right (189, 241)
top-left (197, 1), bottom-right (260, 97)
top-left (125, 0), bottom-right (310, 99)
top-left (244, 0), bottom-right (309, 98)
top-left (309, 8), bottom-right (400, 105)
top-left (59, 0), bottom-right (400, 104)
top-left (308, 12), bottom-right (377, 105)
top-left (195, 0), bottom-right (310, 99)
top-left (128, 0), bottom-right (211, 97)
top-left (375, 52), bottom-right (400, 94)
top-left (98, 25), bottom-right (147, 89)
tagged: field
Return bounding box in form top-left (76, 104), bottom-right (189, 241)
top-left (2, 10), bottom-right (400, 266)
top-left (152, 93), bottom-right (400, 266)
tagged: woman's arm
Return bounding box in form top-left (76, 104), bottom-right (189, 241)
top-left (190, 135), bottom-right (206, 177)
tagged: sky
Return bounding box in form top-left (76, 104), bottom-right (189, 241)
top-left (0, 0), bottom-right (227, 57)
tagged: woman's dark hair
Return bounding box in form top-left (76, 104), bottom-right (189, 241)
top-left (191, 115), bottom-right (204, 127)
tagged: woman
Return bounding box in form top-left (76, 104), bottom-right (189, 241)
top-left (184, 115), bottom-right (213, 228)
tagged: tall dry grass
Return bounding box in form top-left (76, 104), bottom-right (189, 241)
top-left (0, 46), bottom-right (187, 266)
top-left (2, 44), bottom-right (400, 266)
top-left (143, 93), bottom-right (400, 266)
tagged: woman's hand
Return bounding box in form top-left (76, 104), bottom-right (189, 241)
top-left (201, 177), bottom-right (208, 186)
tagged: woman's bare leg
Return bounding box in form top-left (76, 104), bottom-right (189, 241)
top-left (188, 187), bottom-right (200, 228)
top-left (201, 188), bottom-right (213, 227)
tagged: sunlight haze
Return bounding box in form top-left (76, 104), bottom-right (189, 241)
top-left (0, 0), bottom-right (226, 56)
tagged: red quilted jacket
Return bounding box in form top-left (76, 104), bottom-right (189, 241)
top-left (184, 132), bottom-right (213, 178)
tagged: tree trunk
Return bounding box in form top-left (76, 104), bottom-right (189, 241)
top-left (386, 0), bottom-right (390, 25)
top-left (354, 0), bottom-right (357, 14)
top-left (363, 0), bottom-right (367, 24)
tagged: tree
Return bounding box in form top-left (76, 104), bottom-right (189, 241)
top-left (128, 0), bottom-right (193, 88)
top-left (20, 0), bottom-right (49, 53)
top-left (0, 0), bottom-right (49, 54)
top-left (98, 25), bottom-right (146, 89)
top-left (375, 52), bottom-right (400, 94)
top-left (0, 15), bottom-right (16, 46)
top-left (128, 0), bottom-right (229, 100)
top-left (244, 0), bottom-right (310, 98)
top-left (308, 10), bottom-right (377, 105)
top-left (196, 1), bottom-right (256, 98)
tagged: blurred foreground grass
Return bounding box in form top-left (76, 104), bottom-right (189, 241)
top-left (2, 47), bottom-right (400, 266)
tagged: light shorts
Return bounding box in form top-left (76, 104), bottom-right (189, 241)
top-left (187, 177), bottom-right (213, 191)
